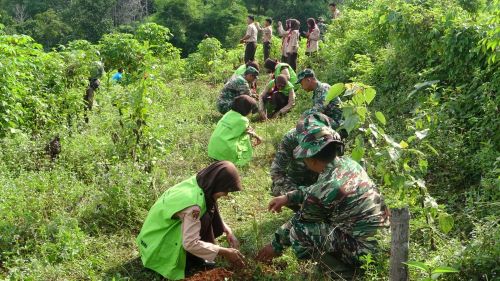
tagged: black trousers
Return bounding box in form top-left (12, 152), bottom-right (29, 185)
top-left (287, 52), bottom-right (298, 71)
top-left (244, 42), bottom-right (257, 63)
top-left (263, 42), bottom-right (271, 61)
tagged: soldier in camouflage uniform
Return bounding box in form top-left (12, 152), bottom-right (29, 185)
top-left (216, 66), bottom-right (259, 114)
top-left (296, 69), bottom-right (343, 127)
top-left (270, 113), bottom-right (334, 198)
top-left (257, 114), bottom-right (389, 275)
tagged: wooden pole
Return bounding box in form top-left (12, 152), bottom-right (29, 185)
top-left (390, 207), bottom-right (410, 281)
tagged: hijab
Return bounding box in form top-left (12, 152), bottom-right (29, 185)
top-left (196, 161), bottom-right (242, 237)
top-left (231, 95), bottom-right (257, 116)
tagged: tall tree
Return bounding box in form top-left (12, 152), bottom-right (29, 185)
top-left (64, 0), bottom-right (117, 42)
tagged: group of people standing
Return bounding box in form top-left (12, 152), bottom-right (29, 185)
top-left (135, 3), bottom-right (390, 280)
top-left (241, 15), bottom-right (321, 72)
top-left (240, 1), bottom-right (341, 71)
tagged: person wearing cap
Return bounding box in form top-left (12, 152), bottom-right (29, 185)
top-left (217, 66), bottom-right (259, 115)
top-left (269, 113), bottom-right (334, 208)
top-left (136, 161), bottom-right (245, 280)
top-left (240, 15), bottom-right (258, 63)
top-left (232, 61), bottom-right (260, 95)
top-left (263, 58), bottom-right (298, 86)
top-left (209, 96), bottom-right (262, 166)
top-left (296, 68), bottom-right (342, 124)
top-left (257, 115), bottom-right (389, 276)
top-left (258, 74), bottom-right (296, 120)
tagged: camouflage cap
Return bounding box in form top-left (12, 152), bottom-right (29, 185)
top-left (296, 69), bottom-right (315, 84)
top-left (296, 112), bottom-right (332, 135)
top-left (293, 112), bottom-right (343, 159)
top-left (244, 66), bottom-right (259, 76)
top-left (293, 126), bottom-right (343, 159)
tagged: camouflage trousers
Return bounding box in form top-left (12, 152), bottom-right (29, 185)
top-left (271, 215), bottom-right (377, 267)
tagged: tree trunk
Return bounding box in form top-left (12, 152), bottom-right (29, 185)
top-left (390, 207), bottom-right (410, 281)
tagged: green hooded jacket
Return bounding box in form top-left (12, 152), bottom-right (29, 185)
top-left (208, 110), bottom-right (253, 166)
top-left (136, 176), bottom-right (206, 280)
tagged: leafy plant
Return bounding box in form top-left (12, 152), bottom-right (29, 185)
top-left (404, 261), bottom-right (459, 280)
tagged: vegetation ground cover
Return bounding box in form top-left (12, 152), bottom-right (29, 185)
top-left (0, 0), bottom-right (498, 280)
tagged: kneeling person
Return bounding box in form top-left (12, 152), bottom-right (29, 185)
top-left (259, 74), bottom-right (295, 120)
top-left (136, 161), bottom-right (245, 280)
top-left (217, 66), bottom-right (259, 114)
top-left (269, 113), bottom-right (334, 198)
top-left (209, 96), bottom-right (262, 166)
top-left (257, 118), bottom-right (389, 275)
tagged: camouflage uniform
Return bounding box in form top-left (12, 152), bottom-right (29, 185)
top-left (271, 114), bottom-right (389, 267)
top-left (216, 75), bottom-right (252, 114)
top-left (310, 81), bottom-right (343, 127)
top-left (271, 156), bottom-right (389, 266)
top-left (270, 128), bottom-right (319, 196)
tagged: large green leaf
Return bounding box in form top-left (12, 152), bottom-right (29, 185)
top-left (432, 266), bottom-right (459, 274)
top-left (403, 261), bottom-right (430, 272)
top-left (438, 213), bottom-right (454, 234)
top-left (351, 146), bottom-right (365, 162)
top-left (375, 111), bottom-right (386, 125)
top-left (364, 87), bottom-right (376, 105)
top-left (343, 115), bottom-right (360, 133)
top-left (324, 83), bottom-right (345, 105)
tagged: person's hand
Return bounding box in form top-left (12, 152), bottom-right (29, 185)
top-left (256, 244), bottom-right (278, 263)
top-left (268, 195), bottom-right (288, 213)
top-left (239, 39), bottom-right (245, 44)
top-left (226, 232), bottom-right (240, 249)
top-left (252, 135), bottom-right (262, 147)
top-left (219, 247), bottom-right (245, 267)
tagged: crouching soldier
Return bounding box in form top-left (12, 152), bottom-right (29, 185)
top-left (269, 114), bottom-right (334, 209)
top-left (217, 66), bottom-right (259, 114)
top-left (257, 114), bottom-right (389, 278)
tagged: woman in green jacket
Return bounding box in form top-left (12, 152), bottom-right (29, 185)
top-left (208, 95), bottom-right (262, 166)
top-left (136, 161), bottom-right (245, 280)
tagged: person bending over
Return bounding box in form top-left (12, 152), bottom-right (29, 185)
top-left (217, 66), bottom-right (259, 114)
top-left (137, 161), bottom-right (245, 280)
top-left (259, 74), bottom-right (296, 120)
top-left (257, 115), bottom-right (389, 278)
top-left (209, 96), bottom-right (262, 166)
top-left (263, 58), bottom-right (298, 86)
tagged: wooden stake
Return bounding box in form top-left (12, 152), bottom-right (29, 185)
top-left (390, 207), bottom-right (410, 281)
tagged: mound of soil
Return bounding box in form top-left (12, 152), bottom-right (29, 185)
top-left (185, 268), bottom-right (233, 281)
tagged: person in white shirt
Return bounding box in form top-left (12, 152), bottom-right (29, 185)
top-left (305, 18), bottom-right (320, 56)
top-left (256, 18), bottom-right (273, 61)
top-left (329, 3), bottom-right (341, 19)
top-left (286, 19), bottom-right (300, 71)
top-left (240, 15), bottom-right (258, 63)
top-left (277, 19), bottom-right (291, 63)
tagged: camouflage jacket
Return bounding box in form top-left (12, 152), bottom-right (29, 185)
top-left (310, 81), bottom-right (343, 126)
top-left (286, 157), bottom-right (389, 239)
top-left (270, 128), bottom-right (319, 196)
top-left (217, 75), bottom-right (251, 114)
